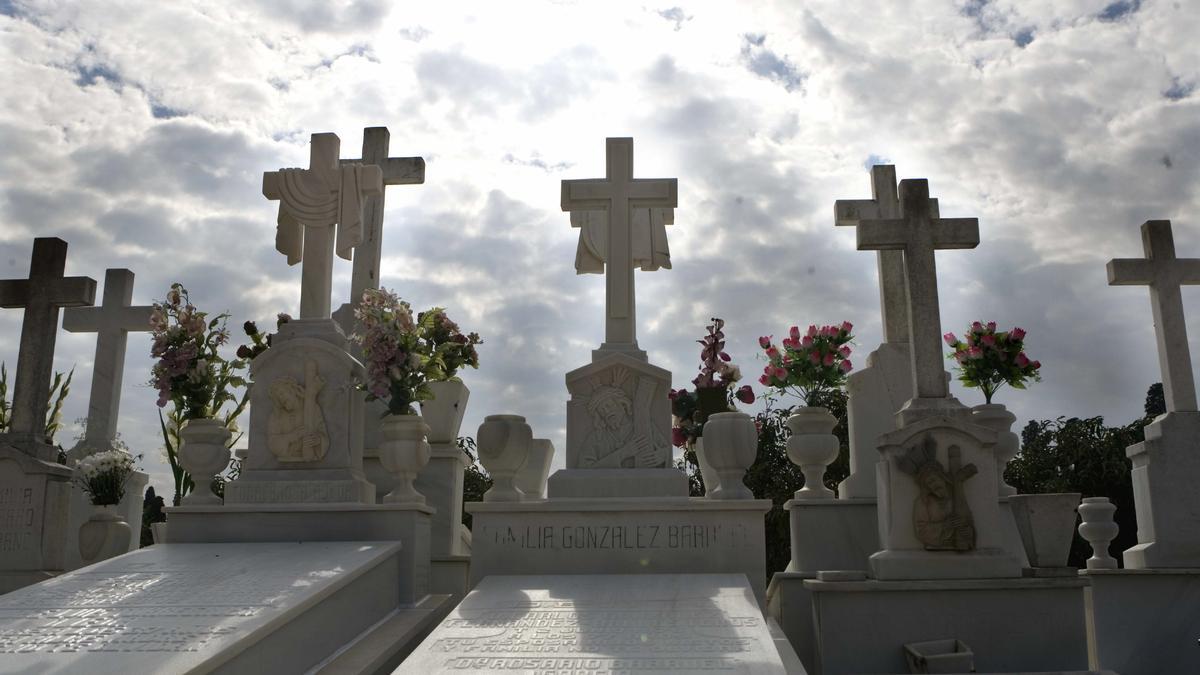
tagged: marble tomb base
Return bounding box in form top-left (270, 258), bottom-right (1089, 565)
top-left (1082, 568), bottom-right (1200, 675)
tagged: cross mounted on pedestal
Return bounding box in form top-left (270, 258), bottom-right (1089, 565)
top-left (856, 179), bottom-right (979, 400)
top-left (263, 133), bottom-right (384, 319)
top-left (561, 138), bottom-right (677, 353)
top-left (835, 165), bottom-right (940, 344)
top-left (0, 238), bottom-right (95, 457)
top-left (1107, 220), bottom-right (1200, 413)
top-left (62, 268), bottom-right (155, 453)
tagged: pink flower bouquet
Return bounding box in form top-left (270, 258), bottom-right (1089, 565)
top-left (758, 322), bottom-right (854, 406)
top-left (944, 321), bottom-right (1041, 404)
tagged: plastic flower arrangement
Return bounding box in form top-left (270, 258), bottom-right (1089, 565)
top-left (74, 449), bottom-right (138, 506)
top-left (149, 283), bottom-right (247, 420)
top-left (758, 322), bottom-right (854, 406)
top-left (353, 287), bottom-right (437, 415)
top-left (944, 321), bottom-right (1041, 404)
top-left (418, 307), bottom-right (483, 381)
top-left (670, 318), bottom-right (755, 449)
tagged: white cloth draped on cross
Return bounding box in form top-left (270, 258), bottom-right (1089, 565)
top-left (264, 133), bottom-right (383, 319)
top-left (571, 208), bottom-right (673, 274)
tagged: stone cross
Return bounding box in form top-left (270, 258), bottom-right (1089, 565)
top-left (338, 127), bottom-right (425, 308)
top-left (835, 165), bottom-right (940, 344)
top-left (561, 138), bottom-right (677, 351)
top-left (1107, 220), bottom-right (1200, 413)
top-left (61, 269), bottom-right (154, 451)
top-left (856, 180), bottom-right (979, 399)
top-left (263, 133), bottom-right (383, 319)
top-left (0, 238), bottom-right (95, 450)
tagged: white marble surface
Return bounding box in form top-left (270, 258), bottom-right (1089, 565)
top-left (398, 574), bottom-right (785, 674)
top-left (0, 541), bottom-right (400, 674)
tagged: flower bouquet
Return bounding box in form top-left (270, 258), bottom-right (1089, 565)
top-left (73, 448), bottom-right (138, 506)
top-left (758, 322), bottom-right (855, 500)
top-left (416, 307), bottom-right (482, 443)
top-left (352, 287), bottom-right (437, 415)
top-left (670, 318), bottom-right (756, 497)
top-left (944, 321), bottom-right (1041, 404)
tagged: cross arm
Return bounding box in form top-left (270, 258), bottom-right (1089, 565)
top-left (834, 199), bottom-right (882, 226)
top-left (1107, 259), bottom-right (1154, 286)
top-left (929, 218), bottom-right (980, 249)
top-left (50, 277), bottom-right (97, 307)
top-left (63, 304), bottom-right (155, 333)
top-left (341, 157), bottom-right (425, 185)
top-left (0, 280), bottom-right (29, 307)
top-left (627, 178), bottom-right (678, 208)
top-left (856, 219), bottom-right (908, 251)
top-left (562, 179), bottom-right (612, 211)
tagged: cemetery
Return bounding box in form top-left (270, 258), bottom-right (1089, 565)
top-left (0, 85), bottom-right (1190, 667)
top-left (0, 120), bottom-right (1194, 675)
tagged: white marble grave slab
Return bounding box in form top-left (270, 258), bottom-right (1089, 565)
top-left (0, 541), bottom-right (402, 674)
top-left (399, 573), bottom-right (785, 674)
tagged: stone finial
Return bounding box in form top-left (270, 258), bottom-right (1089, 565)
top-left (1077, 496), bottom-right (1119, 570)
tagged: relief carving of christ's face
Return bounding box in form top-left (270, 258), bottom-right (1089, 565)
top-left (920, 470), bottom-right (950, 500)
top-left (590, 387), bottom-right (633, 440)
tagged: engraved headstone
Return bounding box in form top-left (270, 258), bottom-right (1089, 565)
top-left (60, 268), bottom-right (153, 569)
top-left (0, 238), bottom-right (94, 592)
top-left (399, 574), bottom-right (787, 674)
top-left (1107, 220), bottom-right (1200, 568)
top-left (0, 541), bottom-right (413, 673)
top-left (552, 137), bottom-right (684, 498)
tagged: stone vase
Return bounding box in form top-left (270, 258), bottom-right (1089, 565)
top-left (1077, 496), bottom-right (1119, 570)
top-left (477, 414), bottom-right (532, 502)
top-left (786, 406), bottom-right (839, 500)
top-left (1008, 493), bottom-right (1081, 567)
top-left (692, 437), bottom-right (721, 498)
top-left (420, 380), bottom-right (470, 444)
top-left (78, 504), bottom-right (132, 565)
top-left (701, 412), bottom-right (758, 500)
top-left (515, 439), bottom-right (554, 500)
top-left (178, 417), bottom-right (232, 505)
top-left (378, 414), bottom-right (432, 504)
top-left (971, 403), bottom-right (1020, 496)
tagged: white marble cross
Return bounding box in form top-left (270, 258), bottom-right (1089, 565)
top-left (1107, 220), bottom-right (1200, 413)
top-left (263, 133), bottom-right (383, 319)
top-left (338, 127), bottom-right (425, 308)
top-left (0, 238), bottom-right (95, 449)
top-left (62, 268), bottom-right (155, 452)
top-left (856, 179), bottom-right (979, 399)
top-left (835, 165), bottom-right (940, 344)
top-left (571, 207), bottom-right (673, 274)
top-left (561, 138), bottom-right (677, 351)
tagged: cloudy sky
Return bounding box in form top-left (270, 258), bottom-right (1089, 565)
top-left (1, 0), bottom-right (1197, 497)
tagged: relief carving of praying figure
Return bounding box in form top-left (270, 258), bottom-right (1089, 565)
top-left (268, 361), bottom-right (330, 463)
top-left (580, 366), bottom-right (669, 469)
top-left (571, 208), bottom-right (673, 274)
top-left (899, 436), bottom-right (977, 551)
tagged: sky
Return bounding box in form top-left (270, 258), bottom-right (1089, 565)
top-left (1, 0), bottom-right (1197, 498)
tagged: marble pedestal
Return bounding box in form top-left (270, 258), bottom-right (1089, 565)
top-left (805, 576), bottom-right (1090, 674)
top-left (63, 470), bottom-right (147, 571)
top-left (1122, 411), bottom-right (1200, 569)
top-left (466, 498), bottom-right (772, 607)
top-left (1082, 568), bottom-right (1200, 675)
top-left (164, 503), bottom-right (433, 605)
top-left (0, 541), bottom-right (452, 674)
top-left (0, 446), bottom-right (71, 593)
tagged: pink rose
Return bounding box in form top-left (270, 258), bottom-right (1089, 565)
top-left (1016, 353), bottom-right (1030, 368)
top-left (802, 335), bottom-right (813, 347)
top-left (759, 374), bottom-right (771, 386)
top-left (841, 321), bottom-right (853, 333)
top-left (840, 360), bottom-right (852, 373)
top-left (823, 352), bottom-right (835, 367)
top-left (971, 321), bottom-right (983, 332)
top-left (809, 351), bottom-right (820, 364)
top-left (1011, 327), bottom-right (1026, 340)
top-left (790, 326), bottom-right (801, 340)
top-left (735, 385), bottom-right (755, 404)
top-left (981, 334), bottom-right (995, 347)
top-left (781, 337), bottom-right (796, 349)
top-left (766, 346), bottom-right (780, 359)
top-left (1032, 360), bottom-right (1042, 369)
top-left (806, 325), bottom-right (818, 337)
top-left (773, 366), bottom-right (787, 379)
top-left (838, 345), bottom-right (851, 357)
top-left (759, 336), bottom-right (771, 349)
top-left (968, 347), bottom-right (983, 359)
top-left (943, 332), bottom-right (957, 346)
top-left (987, 321), bottom-right (996, 331)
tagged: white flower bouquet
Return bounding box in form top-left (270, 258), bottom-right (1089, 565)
top-left (74, 449), bottom-right (138, 506)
